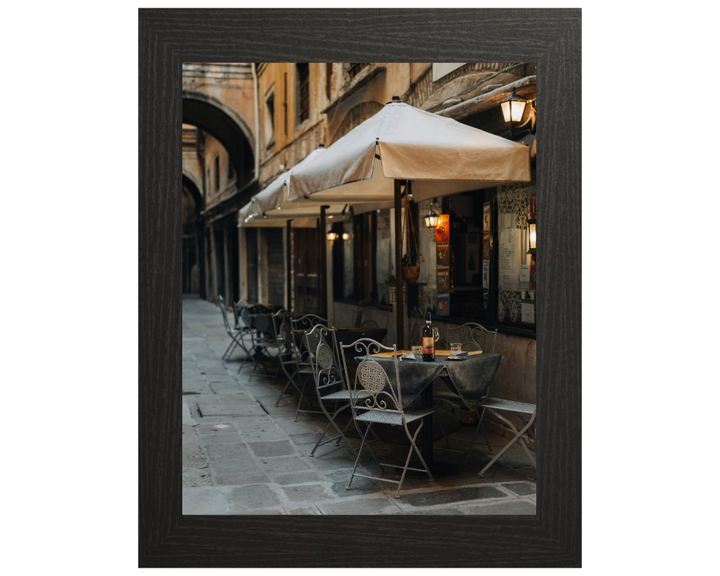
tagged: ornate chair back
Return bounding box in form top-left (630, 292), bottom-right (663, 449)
top-left (448, 322), bottom-right (498, 354)
top-left (217, 295), bottom-right (233, 333)
top-left (339, 338), bottom-right (405, 424)
top-left (305, 325), bottom-right (344, 395)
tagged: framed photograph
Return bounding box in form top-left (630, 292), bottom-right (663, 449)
top-left (140, 8), bottom-right (581, 568)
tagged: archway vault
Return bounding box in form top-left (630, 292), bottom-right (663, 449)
top-left (182, 90), bottom-right (255, 188)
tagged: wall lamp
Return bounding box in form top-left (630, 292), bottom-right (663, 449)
top-left (500, 88), bottom-right (527, 136)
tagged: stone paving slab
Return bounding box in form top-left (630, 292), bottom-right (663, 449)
top-left (225, 484), bottom-right (282, 511)
top-left (394, 485), bottom-right (509, 509)
top-left (457, 498), bottom-right (536, 515)
top-left (211, 457), bottom-right (260, 475)
top-left (247, 440), bottom-right (296, 457)
top-left (215, 471), bottom-right (270, 486)
top-left (204, 442), bottom-right (250, 460)
top-left (183, 487), bottom-right (230, 515)
top-left (281, 484), bottom-right (335, 503)
top-left (317, 495), bottom-right (402, 515)
top-left (256, 456), bottom-right (315, 474)
top-left (502, 481), bottom-right (536, 496)
top-left (270, 470), bottom-right (329, 486)
top-left (197, 403), bottom-right (266, 417)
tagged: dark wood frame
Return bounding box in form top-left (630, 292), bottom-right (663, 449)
top-left (139, 8), bottom-right (581, 567)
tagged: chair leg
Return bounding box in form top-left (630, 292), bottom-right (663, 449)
top-left (479, 409), bottom-right (536, 476)
top-left (347, 422), bottom-right (372, 491)
top-left (222, 338), bottom-right (235, 360)
top-left (396, 422), bottom-right (433, 498)
top-left (311, 404), bottom-right (356, 458)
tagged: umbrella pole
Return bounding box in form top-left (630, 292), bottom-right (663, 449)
top-left (394, 179), bottom-right (404, 349)
top-left (320, 205), bottom-right (328, 320)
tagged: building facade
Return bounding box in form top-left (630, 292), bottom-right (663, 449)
top-left (182, 62), bottom-right (538, 406)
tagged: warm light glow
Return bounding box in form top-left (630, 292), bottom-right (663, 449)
top-left (327, 232), bottom-right (337, 241)
top-left (424, 208), bottom-right (439, 228)
top-left (500, 89), bottom-right (527, 124)
top-left (527, 219), bottom-right (537, 255)
top-left (342, 232), bottom-right (349, 240)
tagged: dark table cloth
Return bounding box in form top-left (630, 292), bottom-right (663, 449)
top-left (357, 352), bottom-right (503, 411)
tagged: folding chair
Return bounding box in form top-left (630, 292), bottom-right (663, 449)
top-left (303, 325), bottom-right (364, 457)
top-left (477, 397), bottom-right (536, 476)
top-left (226, 299), bottom-right (254, 372)
top-left (434, 322), bottom-right (499, 465)
top-left (270, 309), bottom-right (305, 406)
top-left (289, 314), bottom-right (328, 420)
top-left (217, 296), bottom-right (247, 362)
top-left (339, 338), bottom-right (435, 499)
top-left (246, 311), bottom-right (281, 382)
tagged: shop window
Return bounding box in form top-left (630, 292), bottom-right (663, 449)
top-left (411, 171), bottom-right (537, 336)
top-left (296, 63), bottom-right (310, 124)
top-left (494, 177), bottom-right (537, 330)
top-left (264, 90), bottom-right (275, 149)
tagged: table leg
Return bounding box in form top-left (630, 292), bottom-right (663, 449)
top-left (420, 384), bottom-right (434, 464)
top-left (406, 377), bottom-right (459, 478)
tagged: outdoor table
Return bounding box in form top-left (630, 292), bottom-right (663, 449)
top-left (361, 350), bottom-right (503, 475)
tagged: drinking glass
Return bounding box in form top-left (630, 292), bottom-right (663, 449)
top-left (450, 343), bottom-right (462, 355)
top-left (411, 345), bottom-right (422, 358)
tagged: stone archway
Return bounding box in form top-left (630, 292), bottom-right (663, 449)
top-left (182, 172), bottom-right (206, 297)
top-left (182, 90), bottom-right (255, 188)
top-left (329, 101), bottom-right (384, 145)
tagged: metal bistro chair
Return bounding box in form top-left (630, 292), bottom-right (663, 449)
top-left (289, 313), bottom-right (328, 420)
top-left (339, 338), bottom-right (435, 499)
top-left (304, 325), bottom-right (367, 457)
top-left (477, 397), bottom-right (536, 476)
top-left (227, 299), bottom-right (254, 372)
top-left (217, 296), bottom-right (248, 362)
top-left (270, 309), bottom-right (305, 406)
top-left (245, 310), bottom-right (281, 382)
top-left (435, 322), bottom-right (498, 465)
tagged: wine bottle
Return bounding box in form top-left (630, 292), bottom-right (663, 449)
top-left (422, 312), bottom-right (435, 362)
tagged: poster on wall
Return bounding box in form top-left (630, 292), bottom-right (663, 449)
top-left (436, 243), bottom-right (450, 266)
top-left (499, 228), bottom-right (521, 289)
top-left (436, 292), bottom-right (450, 316)
top-left (521, 290), bottom-right (535, 324)
top-left (483, 259), bottom-right (490, 288)
top-left (483, 202), bottom-right (491, 231)
top-left (437, 268), bottom-right (450, 291)
top-left (435, 214), bottom-right (450, 243)
top-left (482, 232), bottom-right (491, 261)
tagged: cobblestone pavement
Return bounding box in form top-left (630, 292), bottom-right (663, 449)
top-left (183, 296), bottom-right (536, 515)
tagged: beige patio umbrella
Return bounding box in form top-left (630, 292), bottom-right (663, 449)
top-left (287, 99), bottom-right (531, 346)
top-left (239, 145), bottom-right (391, 316)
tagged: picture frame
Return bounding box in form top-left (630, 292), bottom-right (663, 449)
top-left (139, 8), bottom-right (581, 568)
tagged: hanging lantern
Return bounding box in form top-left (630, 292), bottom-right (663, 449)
top-left (342, 232), bottom-right (349, 240)
top-left (424, 198), bottom-right (440, 228)
top-left (327, 232), bottom-right (337, 241)
top-left (500, 88), bottom-right (527, 123)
